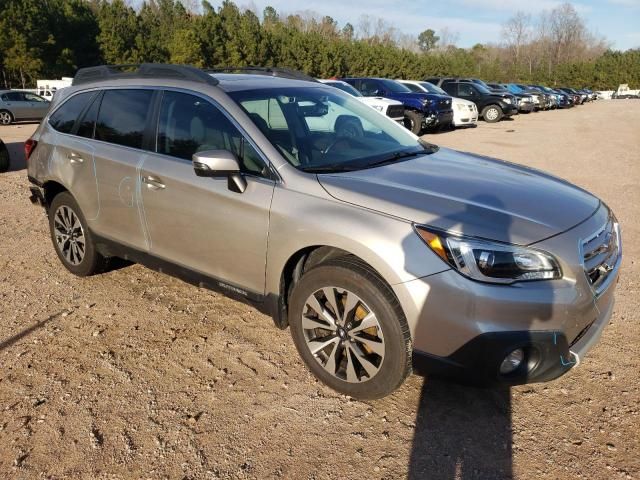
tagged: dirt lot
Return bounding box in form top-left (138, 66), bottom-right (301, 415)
top-left (0, 101), bottom-right (638, 480)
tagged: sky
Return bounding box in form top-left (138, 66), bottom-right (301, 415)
top-left (236, 0), bottom-right (640, 51)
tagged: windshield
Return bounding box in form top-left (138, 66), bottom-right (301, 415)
top-left (229, 86), bottom-right (433, 173)
top-left (324, 81), bottom-right (362, 97)
top-left (419, 82), bottom-right (447, 95)
top-left (507, 84), bottom-right (523, 93)
top-left (379, 79), bottom-right (412, 93)
top-left (489, 84), bottom-right (507, 92)
top-left (473, 83), bottom-right (493, 94)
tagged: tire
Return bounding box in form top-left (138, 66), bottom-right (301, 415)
top-left (0, 110), bottom-right (13, 125)
top-left (48, 191), bottom-right (107, 277)
top-left (0, 142), bottom-right (9, 173)
top-left (481, 105), bottom-right (503, 123)
top-left (403, 110), bottom-right (424, 135)
top-left (289, 256), bottom-right (412, 400)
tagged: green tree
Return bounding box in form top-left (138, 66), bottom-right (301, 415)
top-left (418, 29), bottom-right (439, 53)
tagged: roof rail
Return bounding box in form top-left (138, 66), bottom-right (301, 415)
top-left (206, 66), bottom-right (319, 83)
top-left (72, 64), bottom-right (219, 86)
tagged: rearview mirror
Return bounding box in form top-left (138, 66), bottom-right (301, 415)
top-left (192, 149), bottom-right (247, 193)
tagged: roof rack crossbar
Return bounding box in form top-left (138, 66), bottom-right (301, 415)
top-left (72, 64), bottom-right (219, 86)
top-left (206, 66), bottom-right (318, 83)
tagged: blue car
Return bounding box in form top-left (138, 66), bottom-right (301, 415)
top-left (342, 77), bottom-right (454, 134)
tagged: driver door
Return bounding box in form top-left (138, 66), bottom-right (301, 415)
top-left (139, 90), bottom-right (275, 295)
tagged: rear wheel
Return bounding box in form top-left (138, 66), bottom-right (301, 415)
top-left (0, 110), bottom-right (13, 125)
top-left (48, 192), bottom-right (107, 276)
top-left (481, 105), bottom-right (503, 123)
top-left (289, 256), bottom-right (411, 400)
top-left (403, 111), bottom-right (424, 135)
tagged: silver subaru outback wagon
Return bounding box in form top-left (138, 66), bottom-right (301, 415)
top-left (26, 64), bottom-right (622, 400)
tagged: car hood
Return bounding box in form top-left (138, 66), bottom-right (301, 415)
top-left (317, 148), bottom-right (599, 245)
top-left (391, 92), bottom-right (450, 102)
top-left (359, 97), bottom-right (403, 106)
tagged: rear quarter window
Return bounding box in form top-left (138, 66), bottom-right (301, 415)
top-left (48, 92), bottom-right (94, 134)
top-left (95, 89), bottom-right (153, 149)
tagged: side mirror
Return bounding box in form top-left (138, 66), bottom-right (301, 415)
top-left (192, 149), bottom-right (247, 193)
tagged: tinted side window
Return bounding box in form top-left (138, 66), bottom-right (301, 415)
top-left (95, 89), bottom-right (153, 149)
top-left (77, 93), bottom-right (101, 139)
top-left (24, 93), bottom-right (47, 102)
top-left (49, 92), bottom-right (94, 134)
top-left (5, 92), bottom-right (25, 101)
top-left (403, 83), bottom-right (421, 92)
top-left (458, 84), bottom-right (475, 97)
top-left (440, 83), bottom-right (457, 96)
top-left (157, 91), bottom-right (266, 176)
top-left (360, 80), bottom-right (381, 96)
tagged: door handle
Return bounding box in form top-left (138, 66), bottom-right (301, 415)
top-left (142, 175), bottom-right (166, 190)
top-left (67, 152), bottom-right (84, 164)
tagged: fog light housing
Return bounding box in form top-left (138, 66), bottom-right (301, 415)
top-left (500, 348), bottom-right (524, 374)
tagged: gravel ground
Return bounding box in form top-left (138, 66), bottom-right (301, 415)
top-left (0, 100), bottom-right (638, 480)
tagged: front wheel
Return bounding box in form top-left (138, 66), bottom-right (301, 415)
top-left (48, 192), bottom-right (107, 276)
top-left (481, 105), bottom-right (503, 123)
top-left (289, 257), bottom-right (412, 400)
top-left (0, 110), bottom-right (13, 125)
top-left (404, 111), bottom-right (424, 135)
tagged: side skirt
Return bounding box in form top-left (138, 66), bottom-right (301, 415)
top-left (93, 233), bottom-right (282, 325)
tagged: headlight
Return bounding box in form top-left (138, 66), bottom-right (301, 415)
top-left (422, 99), bottom-right (434, 107)
top-left (415, 226), bottom-right (562, 284)
top-left (372, 105), bottom-right (384, 112)
top-left (456, 103), bottom-right (466, 111)
top-left (503, 98), bottom-right (512, 104)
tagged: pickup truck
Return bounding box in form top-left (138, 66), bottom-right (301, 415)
top-left (341, 77), bottom-right (454, 134)
top-left (614, 84), bottom-right (640, 98)
top-left (486, 83), bottom-right (535, 113)
top-left (426, 78), bottom-right (518, 123)
top-left (319, 79), bottom-right (405, 124)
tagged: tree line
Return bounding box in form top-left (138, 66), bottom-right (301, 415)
top-left (0, 0), bottom-right (638, 90)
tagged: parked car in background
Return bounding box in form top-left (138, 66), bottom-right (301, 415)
top-left (486, 83), bottom-right (535, 113)
top-left (319, 79), bottom-right (405, 125)
top-left (342, 77), bottom-right (453, 134)
top-left (397, 80), bottom-right (478, 128)
top-left (613, 84), bottom-right (640, 99)
top-left (429, 79), bottom-right (517, 123)
top-left (532, 85), bottom-right (570, 109)
top-left (0, 137), bottom-right (9, 173)
top-left (504, 84), bottom-right (544, 111)
top-left (551, 88), bottom-right (574, 107)
top-left (515, 85), bottom-right (553, 110)
top-left (559, 88), bottom-right (583, 105)
top-left (0, 90), bottom-right (50, 124)
top-left (26, 64), bottom-right (622, 399)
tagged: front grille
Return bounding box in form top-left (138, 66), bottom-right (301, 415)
top-left (581, 215), bottom-right (619, 291)
top-left (386, 105), bottom-right (404, 118)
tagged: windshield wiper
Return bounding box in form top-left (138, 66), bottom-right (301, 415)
top-left (301, 164), bottom-right (359, 173)
top-left (367, 144), bottom-right (439, 169)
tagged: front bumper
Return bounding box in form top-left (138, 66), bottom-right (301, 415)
top-left (503, 104), bottom-right (518, 116)
top-left (393, 204), bottom-right (621, 386)
top-left (518, 102), bottom-right (535, 113)
top-left (425, 109), bottom-right (454, 127)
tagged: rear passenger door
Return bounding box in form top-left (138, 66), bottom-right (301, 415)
top-left (2, 92), bottom-right (29, 119)
top-left (46, 91), bottom-right (102, 221)
top-left (139, 90), bottom-right (275, 295)
top-left (90, 88), bottom-right (155, 251)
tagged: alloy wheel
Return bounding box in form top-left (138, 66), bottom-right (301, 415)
top-left (0, 111), bottom-right (11, 125)
top-left (301, 287), bottom-right (385, 383)
top-left (485, 107), bottom-right (499, 121)
top-left (53, 205), bottom-right (86, 265)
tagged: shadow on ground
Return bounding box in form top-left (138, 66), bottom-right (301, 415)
top-left (408, 378), bottom-right (513, 480)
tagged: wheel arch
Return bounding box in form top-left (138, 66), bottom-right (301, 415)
top-left (271, 245), bottom-right (400, 330)
top-left (43, 180), bottom-right (69, 209)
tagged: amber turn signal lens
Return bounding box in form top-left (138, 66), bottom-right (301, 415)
top-left (416, 228), bottom-right (448, 262)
